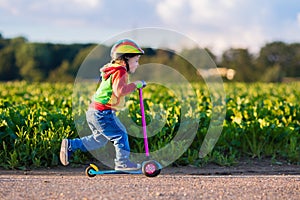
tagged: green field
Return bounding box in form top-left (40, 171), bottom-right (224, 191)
top-left (0, 81), bottom-right (299, 169)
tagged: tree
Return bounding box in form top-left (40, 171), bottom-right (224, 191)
top-left (0, 37), bottom-right (26, 80)
top-left (181, 47), bottom-right (216, 69)
top-left (48, 60), bottom-right (74, 82)
top-left (220, 48), bottom-right (256, 82)
top-left (288, 43), bottom-right (300, 77)
top-left (70, 44), bottom-right (108, 80)
top-left (1, 34), bottom-right (300, 82)
top-left (255, 42), bottom-right (292, 81)
top-left (0, 46), bottom-right (19, 80)
top-left (15, 43), bottom-right (52, 81)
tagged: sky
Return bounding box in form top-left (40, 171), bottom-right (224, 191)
top-left (1, 0), bottom-right (300, 55)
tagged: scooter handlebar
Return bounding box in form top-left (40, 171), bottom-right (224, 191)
top-left (141, 80), bottom-right (147, 88)
top-left (136, 80), bottom-right (147, 89)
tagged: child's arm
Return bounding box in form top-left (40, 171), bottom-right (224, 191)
top-left (112, 69), bottom-right (136, 97)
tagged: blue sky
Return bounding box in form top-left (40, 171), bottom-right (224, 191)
top-left (1, 0), bottom-right (300, 55)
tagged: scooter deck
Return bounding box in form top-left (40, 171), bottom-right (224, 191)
top-left (89, 169), bottom-right (142, 175)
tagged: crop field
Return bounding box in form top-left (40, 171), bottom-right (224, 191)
top-left (0, 81), bottom-right (299, 169)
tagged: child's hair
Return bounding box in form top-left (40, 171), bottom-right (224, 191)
top-left (111, 53), bottom-right (138, 72)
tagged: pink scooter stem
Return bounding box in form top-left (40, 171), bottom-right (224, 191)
top-left (138, 87), bottom-right (150, 157)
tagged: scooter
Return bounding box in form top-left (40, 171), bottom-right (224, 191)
top-left (85, 81), bottom-right (162, 177)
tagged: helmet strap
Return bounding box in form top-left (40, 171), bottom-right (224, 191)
top-left (125, 60), bottom-right (130, 72)
top-left (120, 54), bottom-right (130, 72)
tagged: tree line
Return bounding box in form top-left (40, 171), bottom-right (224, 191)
top-left (0, 33), bottom-right (299, 82)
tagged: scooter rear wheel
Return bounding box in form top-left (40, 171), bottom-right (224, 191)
top-left (142, 160), bottom-right (161, 177)
top-left (85, 166), bottom-right (96, 177)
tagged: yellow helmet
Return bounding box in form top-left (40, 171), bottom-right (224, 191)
top-left (110, 39), bottom-right (144, 60)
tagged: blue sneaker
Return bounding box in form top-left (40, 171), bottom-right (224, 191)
top-left (115, 160), bottom-right (141, 171)
top-left (60, 139), bottom-right (72, 166)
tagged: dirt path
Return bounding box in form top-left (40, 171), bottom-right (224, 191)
top-left (1, 160), bottom-right (299, 200)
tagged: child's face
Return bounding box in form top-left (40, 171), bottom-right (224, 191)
top-left (127, 55), bottom-right (140, 73)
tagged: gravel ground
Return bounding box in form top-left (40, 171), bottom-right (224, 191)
top-left (0, 173), bottom-right (299, 200)
top-left (1, 161), bottom-right (299, 200)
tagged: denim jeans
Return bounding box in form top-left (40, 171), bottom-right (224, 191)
top-left (70, 109), bottom-right (130, 165)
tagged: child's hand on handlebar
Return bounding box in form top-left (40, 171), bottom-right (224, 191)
top-left (134, 80), bottom-right (146, 89)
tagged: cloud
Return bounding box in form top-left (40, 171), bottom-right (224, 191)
top-left (0, 0), bottom-right (24, 15)
top-left (153, 0), bottom-right (300, 54)
top-left (0, 0), bottom-right (105, 32)
top-left (1, 0), bottom-right (300, 55)
top-left (155, 0), bottom-right (255, 27)
top-left (185, 25), bottom-right (265, 56)
top-left (37, 0), bottom-right (101, 11)
top-left (156, 0), bottom-right (189, 24)
top-left (153, 0), bottom-right (263, 53)
top-left (0, 0), bottom-right (103, 19)
top-left (188, 0), bottom-right (238, 24)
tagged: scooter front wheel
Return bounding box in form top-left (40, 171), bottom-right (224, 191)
top-left (142, 160), bottom-right (161, 177)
